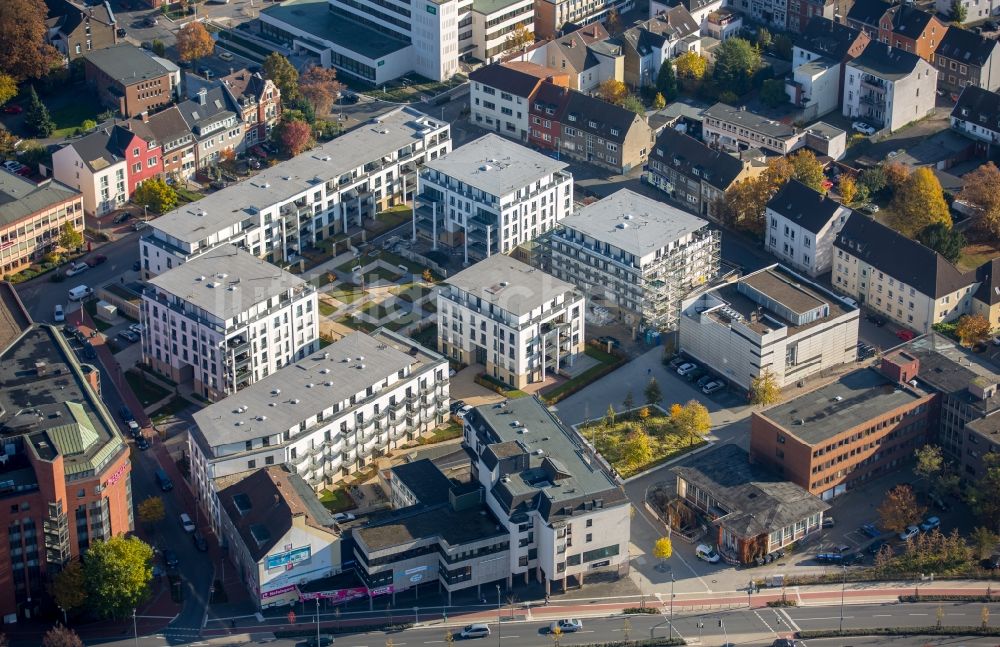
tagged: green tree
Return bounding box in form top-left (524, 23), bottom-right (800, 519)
top-left (712, 37), bottom-right (761, 95)
top-left (622, 390), bottom-right (635, 413)
top-left (0, 73), bottom-right (16, 107)
top-left (914, 444), bottom-right (943, 481)
top-left (264, 52), bottom-right (300, 102)
top-left (877, 484), bottom-right (925, 534)
top-left (622, 94), bottom-right (645, 115)
top-left (137, 496), bottom-right (165, 528)
top-left (672, 400), bottom-right (711, 445)
top-left (951, 0), bottom-right (967, 22)
top-left (749, 368), bottom-right (780, 407)
top-left (656, 59), bottom-right (677, 101)
top-left (759, 78), bottom-right (787, 107)
top-left (956, 313), bottom-right (991, 346)
top-left (644, 377), bottom-right (662, 407)
top-left (83, 536), bottom-right (154, 619)
top-left (57, 222), bottom-right (82, 252)
top-left (24, 85), bottom-right (54, 137)
top-left (756, 27), bottom-right (772, 50)
top-left (622, 429), bottom-right (652, 470)
top-left (789, 149), bottom-right (826, 192)
top-left (772, 34), bottom-right (793, 60)
top-left (653, 536), bottom-right (673, 564)
top-left (80, 119), bottom-right (96, 132)
top-left (840, 175), bottom-right (858, 204)
top-left (970, 526), bottom-right (999, 560)
top-left (604, 404), bottom-right (616, 428)
top-left (859, 165), bottom-right (887, 197)
top-left (674, 51), bottom-right (708, 81)
top-left (41, 624), bottom-right (83, 647)
top-left (597, 78), bottom-right (628, 105)
top-left (890, 167), bottom-right (951, 237)
top-left (133, 177), bottom-right (178, 214)
top-left (652, 92), bottom-right (666, 110)
top-left (49, 559), bottom-right (86, 614)
top-left (151, 39), bottom-right (166, 57)
top-left (504, 23), bottom-right (533, 51)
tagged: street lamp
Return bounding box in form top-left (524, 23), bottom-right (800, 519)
top-left (668, 574), bottom-right (675, 640)
top-left (838, 565), bottom-right (847, 634)
top-left (717, 618), bottom-right (728, 646)
top-left (495, 584), bottom-right (501, 647)
top-left (133, 608), bottom-right (139, 647)
top-left (316, 597), bottom-right (322, 646)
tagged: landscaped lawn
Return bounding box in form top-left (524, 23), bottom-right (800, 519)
top-left (329, 286), bottom-right (364, 304)
top-left (337, 315), bottom-right (377, 333)
top-left (421, 301), bottom-right (437, 314)
top-left (150, 396), bottom-right (193, 424)
top-left (318, 488), bottom-right (356, 513)
top-left (175, 186), bottom-right (204, 205)
top-left (415, 423), bottom-right (463, 446)
top-left (958, 240), bottom-right (1000, 272)
top-left (580, 413), bottom-right (706, 478)
top-left (360, 301), bottom-right (392, 320)
top-left (49, 92), bottom-right (103, 138)
top-left (391, 284), bottom-right (431, 303)
top-left (125, 371), bottom-right (172, 407)
top-left (368, 205), bottom-right (412, 235)
top-left (541, 346), bottom-right (625, 404)
top-left (364, 266), bottom-right (403, 283)
top-left (319, 301), bottom-right (337, 317)
top-left (83, 300), bottom-right (112, 331)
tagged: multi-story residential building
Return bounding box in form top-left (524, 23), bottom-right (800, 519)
top-left (670, 444), bottom-right (829, 565)
top-left (786, 17), bottom-right (870, 119)
top-left (176, 87), bottom-right (245, 170)
top-left (643, 128), bottom-right (764, 220)
top-left (843, 42), bottom-right (937, 133)
top-left (128, 106), bottom-right (196, 180)
top-left (650, 0), bottom-right (723, 29)
top-left (216, 466), bottom-right (341, 609)
top-left (143, 246), bottom-right (319, 401)
top-left (219, 69), bottom-right (283, 148)
top-left (539, 25), bottom-right (623, 92)
top-left (0, 283), bottom-right (133, 619)
top-left (972, 258), bottom-right (1000, 330)
top-left (464, 397), bottom-right (630, 590)
top-left (933, 26), bottom-right (1000, 95)
top-left (470, 62), bottom-right (569, 141)
top-left (0, 173), bottom-right (83, 278)
top-left (44, 0), bottom-right (118, 62)
top-left (750, 359), bottom-right (936, 500)
top-left (533, 0), bottom-right (633, 39)
top-left (141, 107), bottom-right (450, 277)
top-left (620, 7), bottom-right (700, 89)
top-left (83, 44), bottom-right (178, 118)
top-left (528, 80), bottom-right (572, 150)
top-left (471, 0), bottom-right (535, 62)
top-left (832, 213), bottom-right (975, 333)
top-left (547, 189), bottom-right (719, 331)
top-left (702, 8), bottom-right (743, 41)
top-left (260, 0), bottom-right (459, 84)
top-left (437, 255), bottom-right (585, 389)
top-left (386, 458), bottom-right (454, 510)
top-left (950, 85), bottom-right (1000, 152)
top-left (52, 124), bottom-right (159, 216)
top-left (679, 264), bottom-right (859, 390)
top-left (847, 0), bottom-right (944, 62)
top-left (415, 134), bottom-right (572, 261)
top-left (189, 329), bottom-right (450, 507)
top-left (702, 103), bottom-right (806, 155)
top-left (764, 179), bottom-right (851, 277)
top-left (555, 89), bottom-right (653, 173)
top-left (936, 0), bottom-right (1000, 23)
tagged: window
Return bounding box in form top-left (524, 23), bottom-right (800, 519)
top-left (586, 519), bottom-right (593, 527)
top-left (585, 533), bottom-right (593, 542)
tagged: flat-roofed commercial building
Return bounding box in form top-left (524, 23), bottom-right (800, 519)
top-left (140, 107), bottom-right (450, 278)
top-left (437, 255), bottom-right (584, 389)
top-left (143, 246), bottom-right (319, 401)
top-left (0, 173), bottom-right (83, 277)
top-left (679, 265), bottom-right (859, 390)
top-left (546, 189), bottom-right (719, 331)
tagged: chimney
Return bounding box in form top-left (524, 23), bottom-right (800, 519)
top-left (198, 87), bottom-right (207, 105)
top-left (141, 110), bottom-right (149, 123)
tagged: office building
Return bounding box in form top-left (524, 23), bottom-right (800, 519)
top-left (533, 0), bottom-right (634, 39)
top-left (0, 173), bottom-right (83, 278)
top-left (547, 189), bottom-right (719, 331)
top-left (437, 255), bottom-right (584, 389)
top-left (142, 246), bottom-right (319, 401)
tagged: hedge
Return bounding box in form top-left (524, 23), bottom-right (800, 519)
top-left (622, 607), bottom-right (659, 614)
top-left (898, 594), bottom-right (997, 603)
top-left (797, 626), bottom-right (1000, 639)
top-left (766, 599), bottom-right (798, 607)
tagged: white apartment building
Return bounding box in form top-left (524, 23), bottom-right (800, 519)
top-left (471, 0), bottom-right (535, 62)
top-left (679, 265), bottom-right (860, 390)
top-left (950, 85), bottom-right (1000, 146)
top-left (547, 189), bottom-right (720, 331)
top-left (832, 212), bottom-right (976, 333)
top-left (189, 329), bottom-right (451, 521)
top-left (52, 126), bottom-right (130, 217)
top-left (140, 107), bottom-right (450, 279)
top-left (142, 246), bottom-right (319, 402)
top-left (843, 42), bottom-right (937, 133)
top-left (764, 179), bottom-right (851, 277)
top-left (415, 134), bottom-right (572, 261)
top-left (438, 255), bottom-right (585, 389)
top-left (463, 397), bottom-right (630, 592)
top-left (701, 103), bottom-right (806, 155)
top-left (469, 62), bottom-right (559, 142)
top-left (935, 0), bottom-right (999, 23)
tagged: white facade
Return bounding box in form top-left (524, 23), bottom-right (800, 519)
top-left (470, 79), bottom-right (533, 141)
top-left (701, 103), bottom-right (806, 155)
top-left (787, 48), bottom-right (841, 120)
top-left (843, 54), bottom-right (937, 133)
top-left (764, 184), bottom-right (851, 277)
top-left (141, 107), bottom-right (450, 279)
top-left (437, 255), bottom-right (585, 389)
top-left (679, 265), bottom-right (860, 390)
top-left (415, 134), bottom-right (573, 261)
top-left (471, 0), bottom-right (535, 62)
top-left (935, 0), bottom-right (999, 22)
top-left (189, 331), bottom-right (451, 521)
top-left (650, 0), bottom-right (724, 28)
top-left (52, 144), bottom-right (128, 217)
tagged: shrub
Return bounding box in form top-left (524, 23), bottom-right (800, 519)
top-left (622, 607), bottom-right (659, 614)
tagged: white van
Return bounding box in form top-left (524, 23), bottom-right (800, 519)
top-left (67, 285), bottom-right (93, 301)
top-left (179, 513), bottom-right (196, 533)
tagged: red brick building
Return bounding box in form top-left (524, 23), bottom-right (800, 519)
top-left (83, 44), bottom-right (177, 118)
top-left (528, 81), bottom-right (570, 151)
top-left (0, 284), bottom-right (133, 619)
top-left (219, 69), bottom-right (282, 148)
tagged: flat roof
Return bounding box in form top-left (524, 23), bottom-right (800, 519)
top-left (757, 368), bottom-right (929, 445)
top-left (423, 134), bottom-right (567, 198)
top-left (148, 246), bottom-right (307, 319)
top-left (473, 0), bottom-right (528, 14)
top-left (559, 189), bottom-right (709, 258)
top-left (356, 502), bottom-right (506, 551)
top-left (262, 0), bottom-right (409, 60)
top-left (151, 106), bottom-right (445, 244)
top-left (741, 267), bottom-right (825, 315)
top-left (0, 173), bottom-right (79, 228)
top-left (703, 103), bottom-right (797, 139)
top-left (445, 255), bottom-right (578, 315)
top-left (192, 329), bottom-right (443, 449)
top-left (84, 44), bottom-right (172, 85)
top-left (391, 459), bottom-right (453, 506)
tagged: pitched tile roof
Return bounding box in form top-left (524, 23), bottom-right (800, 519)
top-left (848, 41), bottom-right (924, 81)
top-left (796, 17), bottom-right (866, 60)
top-left (127, 106), bottom-right (193, 152)
top-left (846, 0), bottom-right (891, 27)
top-left (64, 125), bottom-right (137, 172)
top-left (834, 212), bottom-right (972, 298)
top-left (766, 179), bottom-right (846, 234)
top-left (936, 25), bottom-right (998, 67)
top-left (648, 128), bottom-right (746, 191)
top-left (563, 90), bottom-right (644, 142)
top-left (884, 4), bottom-right (936, 37)
top-left (974, 257), bottom-right (1000, 306)
top-left (621, 6), bottom-right (698, 54)
top-left (176, 86), bottom-right (239, 135)
top-left (470, 62), bottom-right (557, 97)
top-left (951, 85), bottom-right (1000, 131)
top-left (550, 24), bottom-right (612, 74)
top-left (0, 174), bottom-right (80, 228)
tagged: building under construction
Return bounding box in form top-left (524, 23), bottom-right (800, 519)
top-left (545, 189), bottom-right (720, 331)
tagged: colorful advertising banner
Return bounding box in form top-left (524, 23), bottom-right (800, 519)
top-left (265, 545), bottom-right (312, 570)
top-left (300, 587), bottom-right (369, 602)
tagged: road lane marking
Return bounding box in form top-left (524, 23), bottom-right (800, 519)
top-left (908, 613), bottom-right (928, 616)
top-left (425, 641), bottom-right (445, 643)
top-left (792, 617), bottom-right (850, 621)
top-left (777, 608), bottom-right (800, 632)
top-left (872, 614), bottom-right (891, 617)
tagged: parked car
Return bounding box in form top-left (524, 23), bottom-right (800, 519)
top-left (702, 380), bottom-right (724, 395)
top-left (860, 203), bottom-right (880, 215)
top-left (65, 262), bottom-right (89, 277)
top-left (596, 335), bottom-right (621, 348)
top-left (685, 369), bottom-right (705, 383)
top-left (163, 549), bottom-right (179, 569)
top-left (867, 539), bottom-right (888, 555)
top-left (866, 314), bottom-right (886, 327)
top-left (2, 161), bottom-right (24, 173)
top-left (897, 329), bottom-right (915, 342)
top-left (696, 544), bottom-right (721, 563)
top-left (899, 525), bottom-right (920, 541)
top-left (822, 516), bottom-right (835, 528)
top-left (550, 619), bottom-right (582, 633)
top-left (127, 420), bottom-right (141, 438)
top-left (219, 51), bottom-right (234, 61)
top-left (136, 435), bottom-right (150, 450)
top-left (919, 516), bottom-right (940, 532)
top-left (696, 374), bottom-right (714, 388)
top-left (449, 400), bottom-right (467, 415)
top-left (118, 330), bottom-right (140, 343)
top-left (87, 254), bottom-right (107, 267)
top-left (53, 304), bottom-right (64, 322)
top-left (332, 512), bottom-right (356, 523)
top-left (112, 211), bottom-right (131, 224)
top-left (676, 362), bottom-right (697, 376)
top-left (179, 513), bottom-right (196, 533)
top-left (306, 637), bottom-right (335, 647)
top-left (852, 121), bottom-right (876, 135)
top-left (129, 323), bottom-right (143, 335)
top-left (981, 553), bottom-right (1000, 569)
top-left (860, 522), bottom-right (881, 538)
top-left (133, 220), bottom-right (148, 231)
top-left (771, 639), bottom-right (805, 647)
top-left (455, 404), bottom-right (472, 420)
top-left (459, 624), bottom-right (491, 639)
